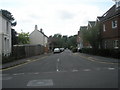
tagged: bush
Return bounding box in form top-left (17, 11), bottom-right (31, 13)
top-left (71, 47), bottom-right (77, 53)
top-left (2, 54), bottom-right (16, 64)
top-left (81, 48), bottom-right (120, 59)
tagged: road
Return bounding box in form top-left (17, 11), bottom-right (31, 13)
top-left (2, 49), bottom-right (119, 88)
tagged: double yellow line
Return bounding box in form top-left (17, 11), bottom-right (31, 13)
top-left (0, 56), bottom-right (47, 71)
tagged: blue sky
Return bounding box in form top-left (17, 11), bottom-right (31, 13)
top-left (0, 0), bottom-right (115, 36)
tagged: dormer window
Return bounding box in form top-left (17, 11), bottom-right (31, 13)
top-left (116, 1), bottom-right (120, 9)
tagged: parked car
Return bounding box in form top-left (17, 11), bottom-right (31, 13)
top-left (53, 48), bottom-right (60, 54)
top-left (60, 48), bottom-right (65, 52)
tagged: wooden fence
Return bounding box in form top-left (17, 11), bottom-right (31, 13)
top-left (12, 44), bottom-right (45, 59)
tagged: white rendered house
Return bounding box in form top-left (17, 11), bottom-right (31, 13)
top-left (29, 25), bottom-right (48, 47)
top-left (0, 10), bottom-right (12, 56)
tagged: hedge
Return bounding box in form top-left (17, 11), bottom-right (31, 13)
top-left (81, 48), bottom-right (120, 59)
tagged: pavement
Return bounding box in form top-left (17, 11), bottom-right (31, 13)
top-left (2, 50), bottom-right (119, 88)
top-left (0, 52), bottom-right (119, 70)
top-left (75, 53), bottom-right (120, 63)
top-left (0, 53), bottom-right (52, 70)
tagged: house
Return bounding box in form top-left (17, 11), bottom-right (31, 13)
top-left (99, 0), bottom-right (120, 49)
top-left (0, 10), bottom-right (12, 56)
top-left (77, 21), bottom-right (96, 50)
top-left (77, 26), bottom-right (87, 51)
top-left (87, 21), bottom-right (96, 29)
top-left (29, 25), bottom-right (49, 52)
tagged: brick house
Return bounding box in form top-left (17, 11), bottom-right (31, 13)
top-left (77, 21), bottom-right (96, 50)
top-left (100, 1), bottom-right (120, 49)
top-left (87, 21), bottom-right (96, 29)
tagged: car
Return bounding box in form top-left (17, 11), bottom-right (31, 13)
top-left (60, 48), bottom-right (65, 52)
top-left (53, 48), bottom-right (60, 53)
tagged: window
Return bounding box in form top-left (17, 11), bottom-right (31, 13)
top-left (103, 24), bottom-right (106, 32)
top-left (116, 1), bottom-right (120, 8)
top-left (6, 22), bottom-right (9, 34)
top-left (104, 41), bottom-right (107, 49)
top-left (113, 40), bottom-right (119, 49)
top-left (112, 20), bottom-right (117, 29)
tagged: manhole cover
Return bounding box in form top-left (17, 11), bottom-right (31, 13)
top-left (27, 79), bottom-right (53, 87)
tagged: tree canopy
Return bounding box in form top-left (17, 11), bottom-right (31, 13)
top-left (17, 31), bottom-right (30, 44)
top-left (1, 9), bottom-right (17, 26)
top-left (81, 23), bottom-right (100, 49)
top-left (49, 34), bottom-right (77, 50)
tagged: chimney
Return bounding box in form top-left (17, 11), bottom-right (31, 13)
top-left (35, 25), bottom-right (38, 30)
top-left (40, 28), bottom-right (43, 32)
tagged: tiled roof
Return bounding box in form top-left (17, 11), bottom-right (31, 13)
top-left (101, 5), bottom-right (120, 21)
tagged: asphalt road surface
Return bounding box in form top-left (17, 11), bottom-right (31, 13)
top-left (2, 49), bottom-right (119, 88)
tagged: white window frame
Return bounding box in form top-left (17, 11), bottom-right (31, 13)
top-left (112, 20), bottom-right (117, 29)
top-left (103, 24), bottom-right (106, 32)
top-left (113, 40), bottom-right (119, 49)
top-left (116, 1), bottom-right (120, 8)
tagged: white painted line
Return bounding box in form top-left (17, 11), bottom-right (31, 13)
top-left (13, 73), bottom-right (24, 76)
top-left (108, 68), bottom-right (115, 70)
top-left (57, 58), bottom-right (60, 62)
top-left (1, 77), bottom-right (13, 80)
top-left (27, 79), bottom-right (53, 87)
top-left (83, 69), bottom-right (91, 71)
top-left (56, 58), bottom-right (60, 72)
top-left (34, 72), bottom-right (39, 74)
top-left (72, 69), bottom-right (79, 72)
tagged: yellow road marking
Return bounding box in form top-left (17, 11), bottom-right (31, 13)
top-left (0, 56), bottom-right (47, 71)
top-left (75, 54), bottom-right (119, 65)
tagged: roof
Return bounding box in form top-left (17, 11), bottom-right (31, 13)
top-left (88, 21), bottom-right (96, 27)
top-left (97, 16), bottom-right (103, 21)
top-left (80, 26), bottom-right (87, 31)
top-left (0, 9), bottom-right (12, 22)
top-left (100, 5), bottom-right (120, 21)
top-left (30, 25), bottom-right (48, 38)
top-left (39, 30), bottom-right (48, 38)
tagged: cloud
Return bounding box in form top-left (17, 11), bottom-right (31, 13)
top-left (0, 0), bottom-right (114, 36)
top-left (58, 11), bottom-right (75, 20)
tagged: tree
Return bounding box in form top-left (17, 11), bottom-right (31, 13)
top-left (11, 29), bottom-right (18, 45)
top-left (81, 23), bottom-right (100, 49)
top-left (17, 31), bottom-right (30, 44)
top-left (1, 9), bottom-right (17, 25)
top-left (49, 34), bottom-right (77, 50)
top-left (67, 35), bottom-right (77, 49)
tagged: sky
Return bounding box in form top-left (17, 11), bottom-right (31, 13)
top-left (0, 0), bottom-right (115, 37)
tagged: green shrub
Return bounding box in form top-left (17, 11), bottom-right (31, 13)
top-left (71, 47), bottom-right (77, 53)
top-left (81, 48), bottom-right (120, 59)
